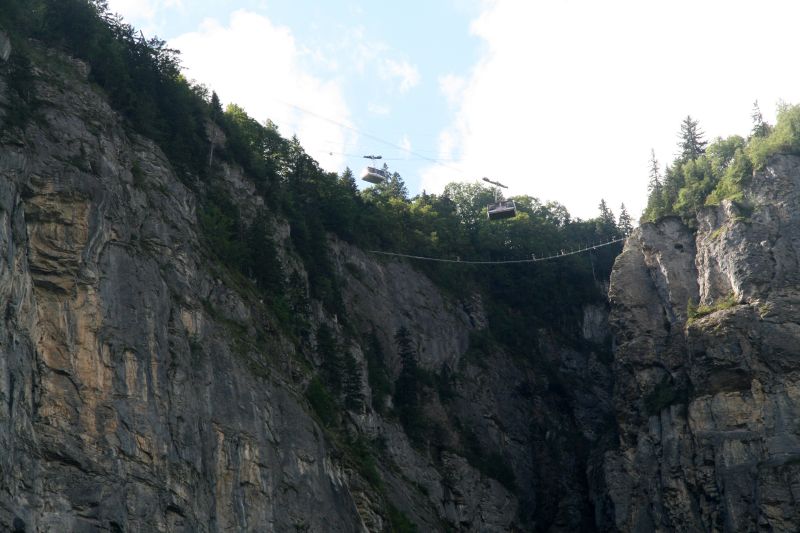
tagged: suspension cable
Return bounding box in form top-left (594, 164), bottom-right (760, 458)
top-left (368, 237), bottom-right (626, 265)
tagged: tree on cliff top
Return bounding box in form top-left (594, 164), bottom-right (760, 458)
top-left (678, 115), bottom-right (707, 161)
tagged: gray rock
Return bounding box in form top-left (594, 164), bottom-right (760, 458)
top-left (0, 30), bottom-right (10, 62)
top-left (604, 154), bottom-right (800, 532)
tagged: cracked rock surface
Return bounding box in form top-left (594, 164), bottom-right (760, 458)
top-left (603, 155), bottom-right (800, 532)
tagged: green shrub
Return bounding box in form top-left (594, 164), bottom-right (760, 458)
top-left (748, 104), bottom-right (800, 169)
top-left (705, 148), bottom-right (752, 205)
top-left (687, 293), bottom-right (738, 324)
top-left (306, 377), bottom-right (337, 427)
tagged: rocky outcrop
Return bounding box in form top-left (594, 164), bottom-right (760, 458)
top-left (604, 155), bottom-right (800, 532)
top-left (0, 46), bottom-right (364, 532)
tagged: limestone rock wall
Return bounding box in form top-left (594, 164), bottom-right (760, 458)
top-left (604, 155), bottom-right (800, 532)
top-left (0, 41), bottom-right (616, 532)
top-left (0, 47), bottom-right (363, 532)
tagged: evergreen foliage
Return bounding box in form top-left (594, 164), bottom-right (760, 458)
top-left (640, 105), bottom-right (800, 224)
top-left (618, 204), bottom-right (633, 236)
top-left (678, 115), bottom-right (707, 162)
top-left (364, 333), bottom-right (392, 413)
top-left (751, 100), bottom-right (770, 139)
top-left (393, 327), bottom-right (424, 445)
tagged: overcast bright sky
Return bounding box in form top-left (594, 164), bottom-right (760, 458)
top-left (106, 0), bottom-right (800, 220)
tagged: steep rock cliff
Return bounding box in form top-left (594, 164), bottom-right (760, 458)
top-left (0, 38), bottom-right (615, 532)
top-left (605, 155), bottom-right (800, 531)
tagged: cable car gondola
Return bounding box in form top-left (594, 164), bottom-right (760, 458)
top-left (361, 155), bottom-right (388, 184)
top-left (487, 199), bottom-right (517, 220)
top-left (482, 177), bottom-right (517, 220)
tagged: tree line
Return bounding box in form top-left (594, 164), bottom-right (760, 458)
top-left (643, 101), bottom-right (800, 224)
top-left (1, 0), bottom-right (626, 356)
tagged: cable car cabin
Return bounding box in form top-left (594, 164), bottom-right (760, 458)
top-left (487, 200), bottom-right (517, 220)
top-left (361, 166), bottom-right (389, 184)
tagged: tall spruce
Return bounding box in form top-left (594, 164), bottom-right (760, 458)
top-left (678, 115), bottom-right (707, 161)
top-left (648, 149), bottom-right (662, 196)
top-left (317, 324), bottom-right (343, 394)
top-left (618, 204), bottom-right (633, 236)
top-left (596, 199), bottom-right (617, 238)
top-left (645, 149), bottom-right (665, 219)
top-left (394, 326), bottom-right (423, 443)
top-left (751, 100), bottom-right (770, 138)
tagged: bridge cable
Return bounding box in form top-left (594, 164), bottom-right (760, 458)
top-left (368, 237), bottom-right (626, 265)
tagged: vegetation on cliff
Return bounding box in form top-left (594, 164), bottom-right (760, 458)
top-left (644, 102), bottom-right (800, 224)
top-left (1, 2), bottom-right (625, 528)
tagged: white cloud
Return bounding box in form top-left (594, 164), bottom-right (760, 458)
top-left (368, 102), bottom-right (391, 116)
top-left (106, 0), bottom-right (157, 22)
top-left (423, 0), bottom-right (800, 220)
top-left (399, 134), bottom-right (412, 155)
top-left (439, 74), bottom-right (466, 108)
top-left (379, 58), bottom-right (421, 93)
top-left (170, 10), bottom-right (355, 172)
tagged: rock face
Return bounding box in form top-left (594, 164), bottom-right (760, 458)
top-left (21, 29), bottom-right (800, 532)
top-left (0, 31), bottom-right (10, 63)
top-left (0, 48), bottom-right (364, 533)
top-left (0, 41), bottom-right (616, 532)
top-left (604, 156), bottom-right (800, 532)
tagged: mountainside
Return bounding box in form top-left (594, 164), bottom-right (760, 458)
top-left (0, 29), bottom-right (616, 532)
top-left (605, 155), bottom-right (800, 531)
top-left (5, 4), bottom-right (800, 532)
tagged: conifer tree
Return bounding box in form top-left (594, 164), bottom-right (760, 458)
top-left (210, 91), bottom-right (223, 120)
top-left (648, 149), bottom-right (662, 196)
top-left (317, 324), bottom-right (344, 393)
top-left (394, 327), bottom-right (422, 442)
top-left (596, 199), bottom-right (617, 237)
top-left (343, 352), bottom-right (364, 411)
top-left (618, 204), bottom-right (633, 236)
top-left (750, 100), bottom-right (770, 138)
top-left (644, 149), bottom-right (666, 220)
top-left (678, 115), bottom-right (707, 161)
top-left (339, 167), bottom-right (358, 195)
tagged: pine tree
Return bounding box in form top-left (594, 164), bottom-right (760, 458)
top-left (210, 91), bottom-right (223, 120)
top-left (317, 324), bottom-right (344, 394)
top-left (596, 199), bottom-right (617, 238)
top-left (618, 204), bottom-right (633, 236)
top-left (339, 167), bottom-right (358, 195)
top-left (644, 149), bottom-right (666, 220)
top-left (364, 332), bottom-right (391, 413)
top-left (393, 327), bottom-right (423, 443)
top-left (648, 149), bottom-right (662, 196)
top-left (678, 115), bottom-right (707, 161)
top-left (245, 209), bottom-right (285, 295)
top-left (343, 352), bottom-right (364, 411)
top-left (751, 100), bottom-right (770, 138)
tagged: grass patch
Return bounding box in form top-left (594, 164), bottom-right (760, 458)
top-left (687, 293), bottom-right (738, 324)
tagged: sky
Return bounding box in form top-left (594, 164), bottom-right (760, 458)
top-left (105, 0), bottom-right (800, 220)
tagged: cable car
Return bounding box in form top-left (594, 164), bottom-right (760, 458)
top-left (487, 199), bottom-right (517, 220)
top-left (361, 166), bottom-right (389, 184)
top-left (361, 154), bottom-right (387, 184)
top-left (482, 177), bottom-right (517, 220)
